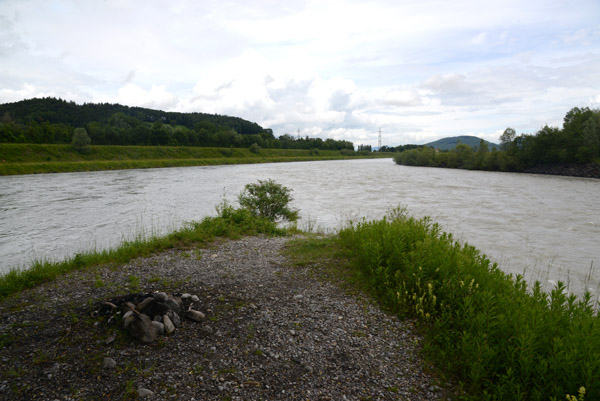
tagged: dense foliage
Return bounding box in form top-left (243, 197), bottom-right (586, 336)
top-left (393, 107), bottom-right (600, 171)
top-left (238, 179), bottom-right (299, 222)
top-left (0, 97), bottom-right (354, 151)
top-left (338, 209), bottom-right (600, 400)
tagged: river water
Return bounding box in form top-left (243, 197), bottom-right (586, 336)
top-left (1, 159), bottom-right (598, 296)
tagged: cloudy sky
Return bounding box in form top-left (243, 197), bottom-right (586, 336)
top-left (1, 0), bottom-right (599, 146)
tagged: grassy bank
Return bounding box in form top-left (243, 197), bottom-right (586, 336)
top-left (326, 209), bottom-right (599, 401)
top-left (0, 143), bottom-right (392, 175)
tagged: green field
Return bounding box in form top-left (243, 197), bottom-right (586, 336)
top-left (0, 143), bottom-right (392, 175)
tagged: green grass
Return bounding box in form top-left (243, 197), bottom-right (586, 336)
top-left (0, 205), bottom-right (284, 300)
top-left (329, 207), bottom-right (600, 401)
top-left (0, 143), bottom-right (393, 175)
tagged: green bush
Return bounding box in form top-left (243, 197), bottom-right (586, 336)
top-left (338, 208), bottom-right (600, 401)
top-left (238, 179), bottom-right (299, 222)
top-left (71, 127), bottom-right (91, 153)
top-left (249, 143), bottom-right (261, 154)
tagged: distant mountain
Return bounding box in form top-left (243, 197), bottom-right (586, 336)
top-left (424, 135), bottom-right (500, 151)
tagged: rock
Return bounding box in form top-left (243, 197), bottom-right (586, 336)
top-left (168, 310), bottom-right (182, 328)
top-left (123, 310), bottom-right (134, 319)
top-left (105, 333), bottom-right (116, 345)
top-left (150, 301), bottom-right (171, 316)
top-left (103, 357), bottom-right (116, 369)
top-left (202, 324), bottom-right (213, 334)
top-left (163, 314), bottom-right (175, 334)
top-left (181, 293), bottom-right (192, 300)
top-left (137, 387), bottom-right (154, 397)
top-left (165, 298), bottom-right (180, 313)
top-left (126, 313), bottom-right (157, 343)
top-left (191, 295), bottom-right (200, 302)
top-left (153, 292), bottom-right (169, 302)
top-left (123, 301), bottom-right (137, 312)
top-left (186, 309), bottom-right (205, 321)
top-left (136, 297), bottom-right (154, 312)
top-left (151, 321), bottom-right (165, 335)
top-left (123, 315), bottom-right (136, 329)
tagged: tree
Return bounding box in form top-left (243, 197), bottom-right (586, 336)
top-left (500, 127), bottom-right (516, 152)
top-left (72, 127), bottom-right (91, 153)
top-left (238, 179), bottom-right (299, 222)
top-left (249, 142), bottom-right (261, 154)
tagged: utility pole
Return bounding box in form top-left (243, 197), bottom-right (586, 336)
top-left (378, 128), bottom-right (382, 149)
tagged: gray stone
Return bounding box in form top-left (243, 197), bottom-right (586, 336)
top-left (136, 297), bottom-right (154, 312)
top-left (165, 298), bottom-right (180, 313)
top-left (103, 357), bottom-right (116, 369)
top-left (151, 321), bottom-right (165, 335)
top-left (153, 292), bottom-right (169, 302)
top-left (181, 293), bottom-right (192, 300)
top-left (163, 314), bottom-right (175, 334)
top-left (105, 333), bottom-right (116, 345)
top-left (123, 315), bottom-right (136, 329)
top-left (126, 313), bottom-right (157, 343)
top-left (190, 295), bottom-right (200, 302)
top-left (168, 310), bottom-right (182, 327)
top-left (137, 387), bottom-right (154, 397)
top-left (186, 309), bottom-right (205, 321)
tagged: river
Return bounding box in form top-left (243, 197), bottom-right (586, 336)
top-left (1, 159), bottom-right (598, 297)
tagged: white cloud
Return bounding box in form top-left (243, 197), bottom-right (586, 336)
top-left (0, 0), bottom-right (599, 146)
top-left (0, 83), bottom-right (37, 103)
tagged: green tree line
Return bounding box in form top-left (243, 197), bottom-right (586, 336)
top-left (0, 97), bottom-right (354, 151)
top-left (393, 107), bottom-right (600, 171)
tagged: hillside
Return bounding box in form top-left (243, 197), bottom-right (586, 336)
top-left (425, 135), bottom-right (500, 151)
top-left (0, 98), bottom-right (354, 150)
top-left (0, 97), bottom-right (265, 135)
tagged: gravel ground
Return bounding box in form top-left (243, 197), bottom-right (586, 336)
top-left (0, 236), bottom-right (451, 400)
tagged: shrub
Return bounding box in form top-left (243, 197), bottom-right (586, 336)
top-left (249, 143), bottom-right (261, 154)
top-left (337, 208), bottom-right (600, 401)
top-left (72, 127), bottom-right (91, 153)
top-left (238, 179), bottom-right (299, 222)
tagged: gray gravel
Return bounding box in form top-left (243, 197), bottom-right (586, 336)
top-left (0, 235), bottom-right (451, 400)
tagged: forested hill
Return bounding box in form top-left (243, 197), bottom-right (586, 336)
top-left (425, 135), bottom-right (500, 151)
top-left (0, 97), bottom-right (264, 135)
top-left (0, 98), bottom-right (354, 150)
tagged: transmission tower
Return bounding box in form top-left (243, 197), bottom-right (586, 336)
top-left (377, 128), bottom-right (382, 149)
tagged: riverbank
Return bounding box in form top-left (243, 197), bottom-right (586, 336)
top-left (0, 236), bottom-right (446, 400)
top-left (1, 206), bottom-right (598, 400)
top-left (523, 162), bottom-right (600, 179)
top-left (0, 144), bottom-right (392, 175)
